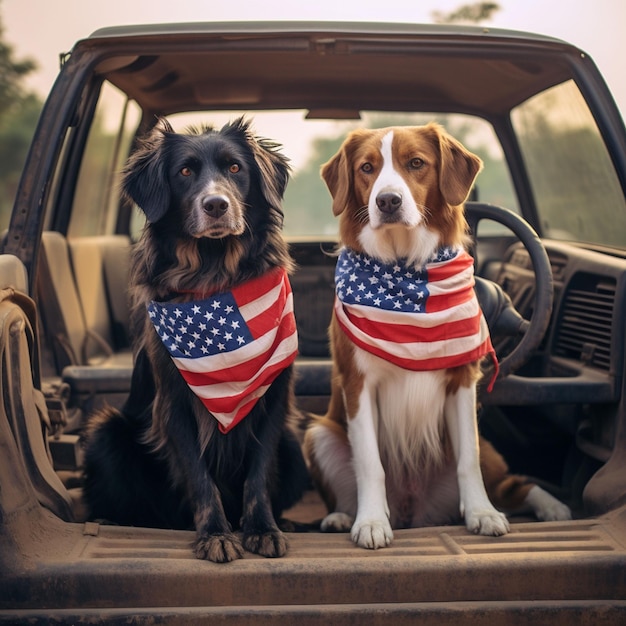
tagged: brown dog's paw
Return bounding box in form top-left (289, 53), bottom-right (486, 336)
top-left (194, 533), bottom-right (245, 563)
top-left (243, 529), bottom-right (288, 558)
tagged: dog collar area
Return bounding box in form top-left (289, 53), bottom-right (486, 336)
top-left (147, 267), bottom-right (298, 433)
top-left (162, 267), bottom-right (285, 302)
top-left (335, 246), bottom-right (468, 313)
top-left (334, 246), bottom-right (498, 387)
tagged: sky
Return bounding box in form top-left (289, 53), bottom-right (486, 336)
top-left (3, 0), bottom-right (625, 116)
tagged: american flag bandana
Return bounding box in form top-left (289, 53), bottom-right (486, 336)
top-left (147, 268), bottom-right (298, 433)
top-left (335, 247), bottom-right (498, 389)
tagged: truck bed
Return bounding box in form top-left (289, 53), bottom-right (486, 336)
top-left (2, 488), bottom-right (626, 625)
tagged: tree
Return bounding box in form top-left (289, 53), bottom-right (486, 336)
top-left (432, 2), bottom-right (501, 24)
top-left (0, 0), bottom-right (43, 226)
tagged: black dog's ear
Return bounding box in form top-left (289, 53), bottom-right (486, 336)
top-left (226, 117), bottom-right (291, 214)
top-left (250, 135), bottom-right (291, 212)
top-left (122, 118), bottom-right (173, 223)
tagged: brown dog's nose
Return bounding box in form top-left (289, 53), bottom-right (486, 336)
top-left (202, 195), bottom-right (230, 217)
top-left (376, 192), bottom-right (402, 214)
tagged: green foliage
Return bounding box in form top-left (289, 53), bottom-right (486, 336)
top-left (68, 111), bottom-right (120, 236)
top-left (283, 132), bottom-right (346, 236)
top-left (0, 92), bottom-right (41, 219)
top-left (520, 124), bottom-right (626, 245)
top-left (432, 2), bottom-right (501, 24)
top-left (0, 1), bottom-right (43, 228)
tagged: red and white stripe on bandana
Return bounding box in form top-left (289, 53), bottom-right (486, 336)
top-left (148, 268), bottom-right (298, 433)
top-left (334, 247), bottom-right (498, 389)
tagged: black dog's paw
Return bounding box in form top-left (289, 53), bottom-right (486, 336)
top-left (243, 529), bottom-right (288, 558)
top-left (194, 533), bottom-right (244, 563)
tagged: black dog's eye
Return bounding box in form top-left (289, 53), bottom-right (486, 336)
top-left (409, 158), bottom-right (425, 170)
top-left (360, 162), bottom-right (373, 173)
top-left (180, 167), bottom-right (192, 177)
top-left (229, 163), bottom-right (240, 174)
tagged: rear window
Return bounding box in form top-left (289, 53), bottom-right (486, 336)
top-left (168, 111), bottom-right (517, 239)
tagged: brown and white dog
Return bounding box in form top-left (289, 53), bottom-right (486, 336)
top-left (304, 123), bottom-right (570, 550)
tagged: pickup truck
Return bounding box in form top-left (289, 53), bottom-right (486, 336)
top-left (1, 22), bottom-right (626, 624)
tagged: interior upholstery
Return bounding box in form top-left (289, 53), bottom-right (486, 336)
top-left (38, 231), bottom-right (133, 372)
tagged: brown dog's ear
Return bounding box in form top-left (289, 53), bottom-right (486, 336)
top-left (321, 131), bottom-right (366, 217)
top-left (435, 125), bottom-right (483, 206)
top-left (321, 148), bottom-right (351, 216)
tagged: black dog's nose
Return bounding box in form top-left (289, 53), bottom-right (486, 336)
top-left (376, 192), bottom-right (402, 214)
top-left (202, 195), bottom-right (230, 217)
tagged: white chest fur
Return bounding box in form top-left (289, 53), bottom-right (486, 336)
top-left (352, 348), bottom-right (460, 527)
top-left (354, 349), bottom-right (447, 472)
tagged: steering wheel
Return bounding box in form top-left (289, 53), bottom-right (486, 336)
top-left (465, 202), bottom-right (553, 381)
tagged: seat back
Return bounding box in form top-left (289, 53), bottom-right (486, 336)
top-left (0, 286), bottom-right (74, 521)
top-left (38, 231), bottom-right (89, 370)
top-left (38, 232), bottom-right (133, 372)
top-left (68, 235), bottom-right (131, 356)
top-left (0, 253), bottom-right (29, 294)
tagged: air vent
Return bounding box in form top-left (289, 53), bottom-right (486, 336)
top-left (553, 274), bottom-right (615, 371)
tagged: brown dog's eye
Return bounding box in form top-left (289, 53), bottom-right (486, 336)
top-left (180, 167), bottom-right (192, 177)
top-left (360, 162), bottom-right (373, 173)
top-left (229, 163), bottom-right (240, 174)
top-left (409, 158), bottom-right (425, 170)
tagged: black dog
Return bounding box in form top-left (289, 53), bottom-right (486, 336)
top-left (82, 118), bottom-right (308, 562)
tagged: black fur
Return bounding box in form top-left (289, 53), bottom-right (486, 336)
top-left (82, 118), bottom-right (308, 562)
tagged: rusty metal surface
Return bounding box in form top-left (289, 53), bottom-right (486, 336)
top-left (2, 498), bottom-right (626, 617)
